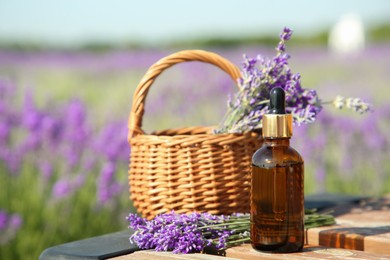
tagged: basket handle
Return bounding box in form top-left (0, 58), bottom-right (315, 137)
top-left (128, 49), bottom-right (242, 138)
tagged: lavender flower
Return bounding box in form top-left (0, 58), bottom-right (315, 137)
top-left (214, 27), bottom-right (371, 134)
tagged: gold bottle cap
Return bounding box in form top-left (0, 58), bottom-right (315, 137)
top-left (262, 87), bottom-right (293, 138)
top-left (262, 113), bottom-right (293, 138)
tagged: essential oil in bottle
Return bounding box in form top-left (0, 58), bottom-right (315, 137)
top-left (250, 87), bottom-right (304, 253)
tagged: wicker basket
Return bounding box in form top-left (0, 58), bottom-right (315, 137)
top-left (128, 50), bottom-right (262, 219)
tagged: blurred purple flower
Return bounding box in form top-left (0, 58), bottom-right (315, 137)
top-left (22, 92), bottom-right (43, 132)
top-left (38, 160), bottom-right (53, 181)
top-left (64, 99), bottom-right (86, 127)
top-left (1, 148), bottom-right (23, 174)
top-left (9, 214), bottom-right (23, 230)
top-left (0, 210), bottom-right (7, 230)
top-left (100, 162), bottom-right (115, 183)
top-left (62, 146), bottom-right (80, 168)
top-left (74, 174), bottom-right (86, 188)
top-left (94, 122), bottom-right (129, 162)
top-left (0, 121), bottom-right (10, 142)
top-left (0, 209), bottom-right (23, 245)
top-left (52, 179), bottom-right (72, 199)
top-left (82, 156), bottom-right (97, 172)
top-left (361, 116), bottom-right (387, 150)
top-left (41, 115), bottom-right (63, 145)
top-left (97, 162), bottom-right (124, 204)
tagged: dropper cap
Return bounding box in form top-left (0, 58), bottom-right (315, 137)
top-left (262, 87), bottom-right (293, 138)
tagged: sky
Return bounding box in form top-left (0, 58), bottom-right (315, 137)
top-left (0, 0), bottom-right (389, 46)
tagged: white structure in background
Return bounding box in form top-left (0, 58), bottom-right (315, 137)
top-left (328, 13), bottom-right (365, 54)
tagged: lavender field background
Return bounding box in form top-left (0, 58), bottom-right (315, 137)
top-left (1, 43), bottom-right (390, 259)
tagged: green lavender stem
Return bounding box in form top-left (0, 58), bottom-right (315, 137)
top-left (201, 210), bottom-right (336, 249)
top-left (215, 99), bottom-right (269, 134)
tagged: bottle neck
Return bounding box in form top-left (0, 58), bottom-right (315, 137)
top-left (263, 137), bottom-right (290, 146)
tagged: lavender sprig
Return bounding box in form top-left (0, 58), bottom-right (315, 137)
top-left (126, 210), bottom-right (335, 254)
top-left (331, 95), bottom-right (372, 114)
top-left (126, 211), bottom-right (235, 253)
top-left (214, 27), bottom-right (372, 134)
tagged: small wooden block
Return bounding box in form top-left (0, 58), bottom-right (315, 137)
top-left (307, 225), bottom-right (390, 254)
top-left (306, 195), bottom-right (390, 254)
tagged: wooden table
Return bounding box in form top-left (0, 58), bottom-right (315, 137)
top-left (39, 194), bottom-right (390, 259)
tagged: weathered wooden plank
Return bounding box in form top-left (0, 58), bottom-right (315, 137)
top-left (225, 244), bottom-right (390, 260)
top-left (113, 250), bottom-right (234, 259)
top-left (113, 244), bottom-right (390, 259)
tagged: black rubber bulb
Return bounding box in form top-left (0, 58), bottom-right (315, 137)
top-left (269, 87), bottom-right (286, 114)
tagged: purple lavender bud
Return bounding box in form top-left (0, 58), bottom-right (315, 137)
top-left (280, 27), bottom-right (293, 41)
top-left (285, 80), bottom-right (297, 93)
top-left (276, 42), bottom-right (286, 52)
top-left (242, 55), bottom-right (257, 72)
top-left (292, 72), bottom-right (301, 82)
top-left (127, 213), bottom-right (146, 230)
top-left (273, 53), bottom-right (289, 66)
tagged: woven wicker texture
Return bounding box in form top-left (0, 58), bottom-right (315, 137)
top-left (128, 50), bottom-right (262, 219)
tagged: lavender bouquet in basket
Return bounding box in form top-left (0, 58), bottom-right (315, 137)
top-left (214, 27), bottom-right (371, 134)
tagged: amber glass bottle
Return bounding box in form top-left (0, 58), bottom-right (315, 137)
top-left (250, 87), bottom-right (304, 253)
